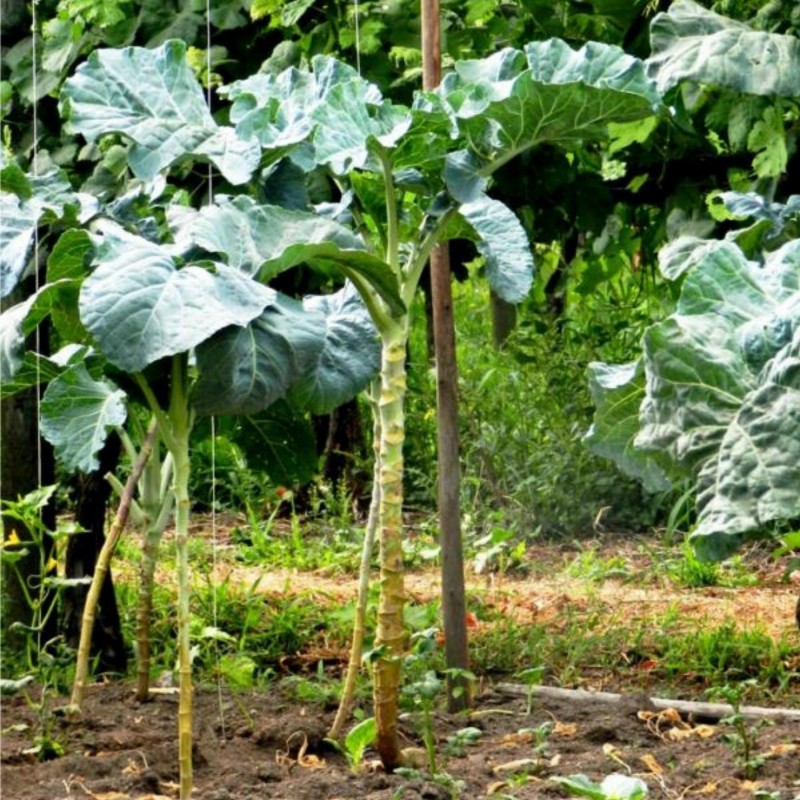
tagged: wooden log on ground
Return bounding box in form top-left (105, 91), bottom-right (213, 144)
top-left (494, 682), bottom-right (800, 722)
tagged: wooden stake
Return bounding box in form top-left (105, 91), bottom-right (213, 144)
top-left (421, 0), bottom-right (470, 712)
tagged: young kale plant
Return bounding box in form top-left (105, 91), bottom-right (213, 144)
top-left (199, 39), bottom-right (660, 769)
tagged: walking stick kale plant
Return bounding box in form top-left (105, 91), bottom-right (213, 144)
top-left (0, 36), bottom-right (661, 794)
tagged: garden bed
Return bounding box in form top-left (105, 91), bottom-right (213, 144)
top-left (2, 680), bottom-right (799, 799)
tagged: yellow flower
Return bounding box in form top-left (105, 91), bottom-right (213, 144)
top-left (45, 557), bottom-right (58, 574)
top-left (3, 531), bottom-right (22, 548)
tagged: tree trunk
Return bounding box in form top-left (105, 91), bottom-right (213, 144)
top-left (63, 435), bottom-right (127, 674)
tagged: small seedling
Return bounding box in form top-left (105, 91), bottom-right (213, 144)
top-left (551, 773), bottom-right (649, 799)
top-left (708, 681), bottom-right (767, 779)
top-left (326, 716), bottom-right (376, 774)
top-left (444, 726), bottom-right (482, 758)
top-left (519, 720), bottom-right (553, 762)
top-left (515, 666), bottom-right (545, 714)
top-left (402, 669), bottom-right (443, 774)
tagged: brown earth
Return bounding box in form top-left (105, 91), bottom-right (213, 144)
top-left (2, 680), bottom-right (800, 799)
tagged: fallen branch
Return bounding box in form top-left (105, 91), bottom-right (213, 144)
top-left (494, 682), bottom-right (800, 722)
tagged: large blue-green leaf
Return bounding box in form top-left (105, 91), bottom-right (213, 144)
top-left (434, 38), bottom-right (660, 199)
top-left (194, 284), bottom-right (379, 416)
top-left (40, 363), bottom-right (127, 473)
top-left (0, 352), bottom-right (63, 399)
top-left (592, 237), bottom-right (800, 556)
top-left (713, 192), bottom-right (800, 252)
top-left (0, 281), bottom-right (80, 380)
top-left (0, 294), bottom-right (40, 381)
top-left (648, 0), bottom-right (800, 97)
top-left (692, 331), bottom-right (800, 559)
top-left (1, 168), bottom-right (97, 298)
top-left (193, 295), bottom-right (299, 416)
top-left (457, 196), bottom-right (533, 304)
top-left (585, 360), bottom-right (671, 492)
top-left (79, 227), bottom-right (276, 372)
top-left (60, 40), bottom-right (260, 184)
top-left (286, 283), bottom-right (380, 414)
top-left (0, 194), bottom-right (38, 298)
top-left (310, 80), bottom-right (411, 174)
top-left (221, 69), bottom-right (317, 156)
top-left (637, 314), bottom-right (754, 469)
top-left (225, 54), bottom-right (412, 174)
top-left (180, 196), bottom-right (404, 316)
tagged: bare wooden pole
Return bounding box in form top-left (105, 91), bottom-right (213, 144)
top-left (421, 0), bottom-right (470, 712)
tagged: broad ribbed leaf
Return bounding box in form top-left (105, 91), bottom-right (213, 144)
top-left (648, 0), bottom-right (800, 96)
top-left (458, 196), bottom-right (533, 304)
top-left (0, 194), bottom-right (38, 298)
top-left (310, 80), bottom-right (412, 174)
top-left (585, 360), bottom-right (671, 492)
top-left (1, 169), bottom-right (96, 298)
top-left (287, 283), bottom-right (380, 414)
top-left (61, 40), bottom-right (260, 184)
top-left (184, 196), bottom-right (404, 315)
top-left (222, 69), bottom-right (317, 152)
top-left (79, 228), bottom-right (275, 372)
top-left (637, 314), bottom-right (756, 468)
top-left (194, 284), bottom-right (379, 416)
top-left (0, 294), bottom-right (39, 381)
top-left (0, 281), bottom-right (77, 380)
top-left (715, 192), bottom-right (800, 251)
top-left (604, 238), bottom-right (800, 554)
top-left (193, 296), bottom-right (299, 416)
top-left (692, 332), bottom-right (800, 559)
top-left (0, 352), bottom-right (62, 399)
top-left (40, 364), bottom-right (127, 472)
top-left (657, 236), bottom-right (719, 281)
top-left (437, 38), bottom-right (660, 197)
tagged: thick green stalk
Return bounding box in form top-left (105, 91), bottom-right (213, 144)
top-left (328, 382), bottom-right (381, 741)
top-left (135, 445), bottom-right (173, 702)
top-left (70, 420), bottom-right (158, 710)
top-left (168, 355), bottom-right (194, 800)
top-left (373, 322), bottom-right (408, 771)
top-left (134, 525), bottom-right (165, 701)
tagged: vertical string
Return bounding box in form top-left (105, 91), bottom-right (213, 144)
top-left (354, 0), bottom-right (361, 75)
top-left (30, 1), bottom-right (43, 492)
top-left (29, 0), bottom-right (45, 665)
top-left (204, 6), bottom-right (225, 736)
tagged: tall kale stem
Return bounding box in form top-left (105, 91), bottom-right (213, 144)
top-left (373, 323), bottom-right (408, 770)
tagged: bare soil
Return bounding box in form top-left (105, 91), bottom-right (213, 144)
top-left (2, 680), bottom-right (799, 799)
